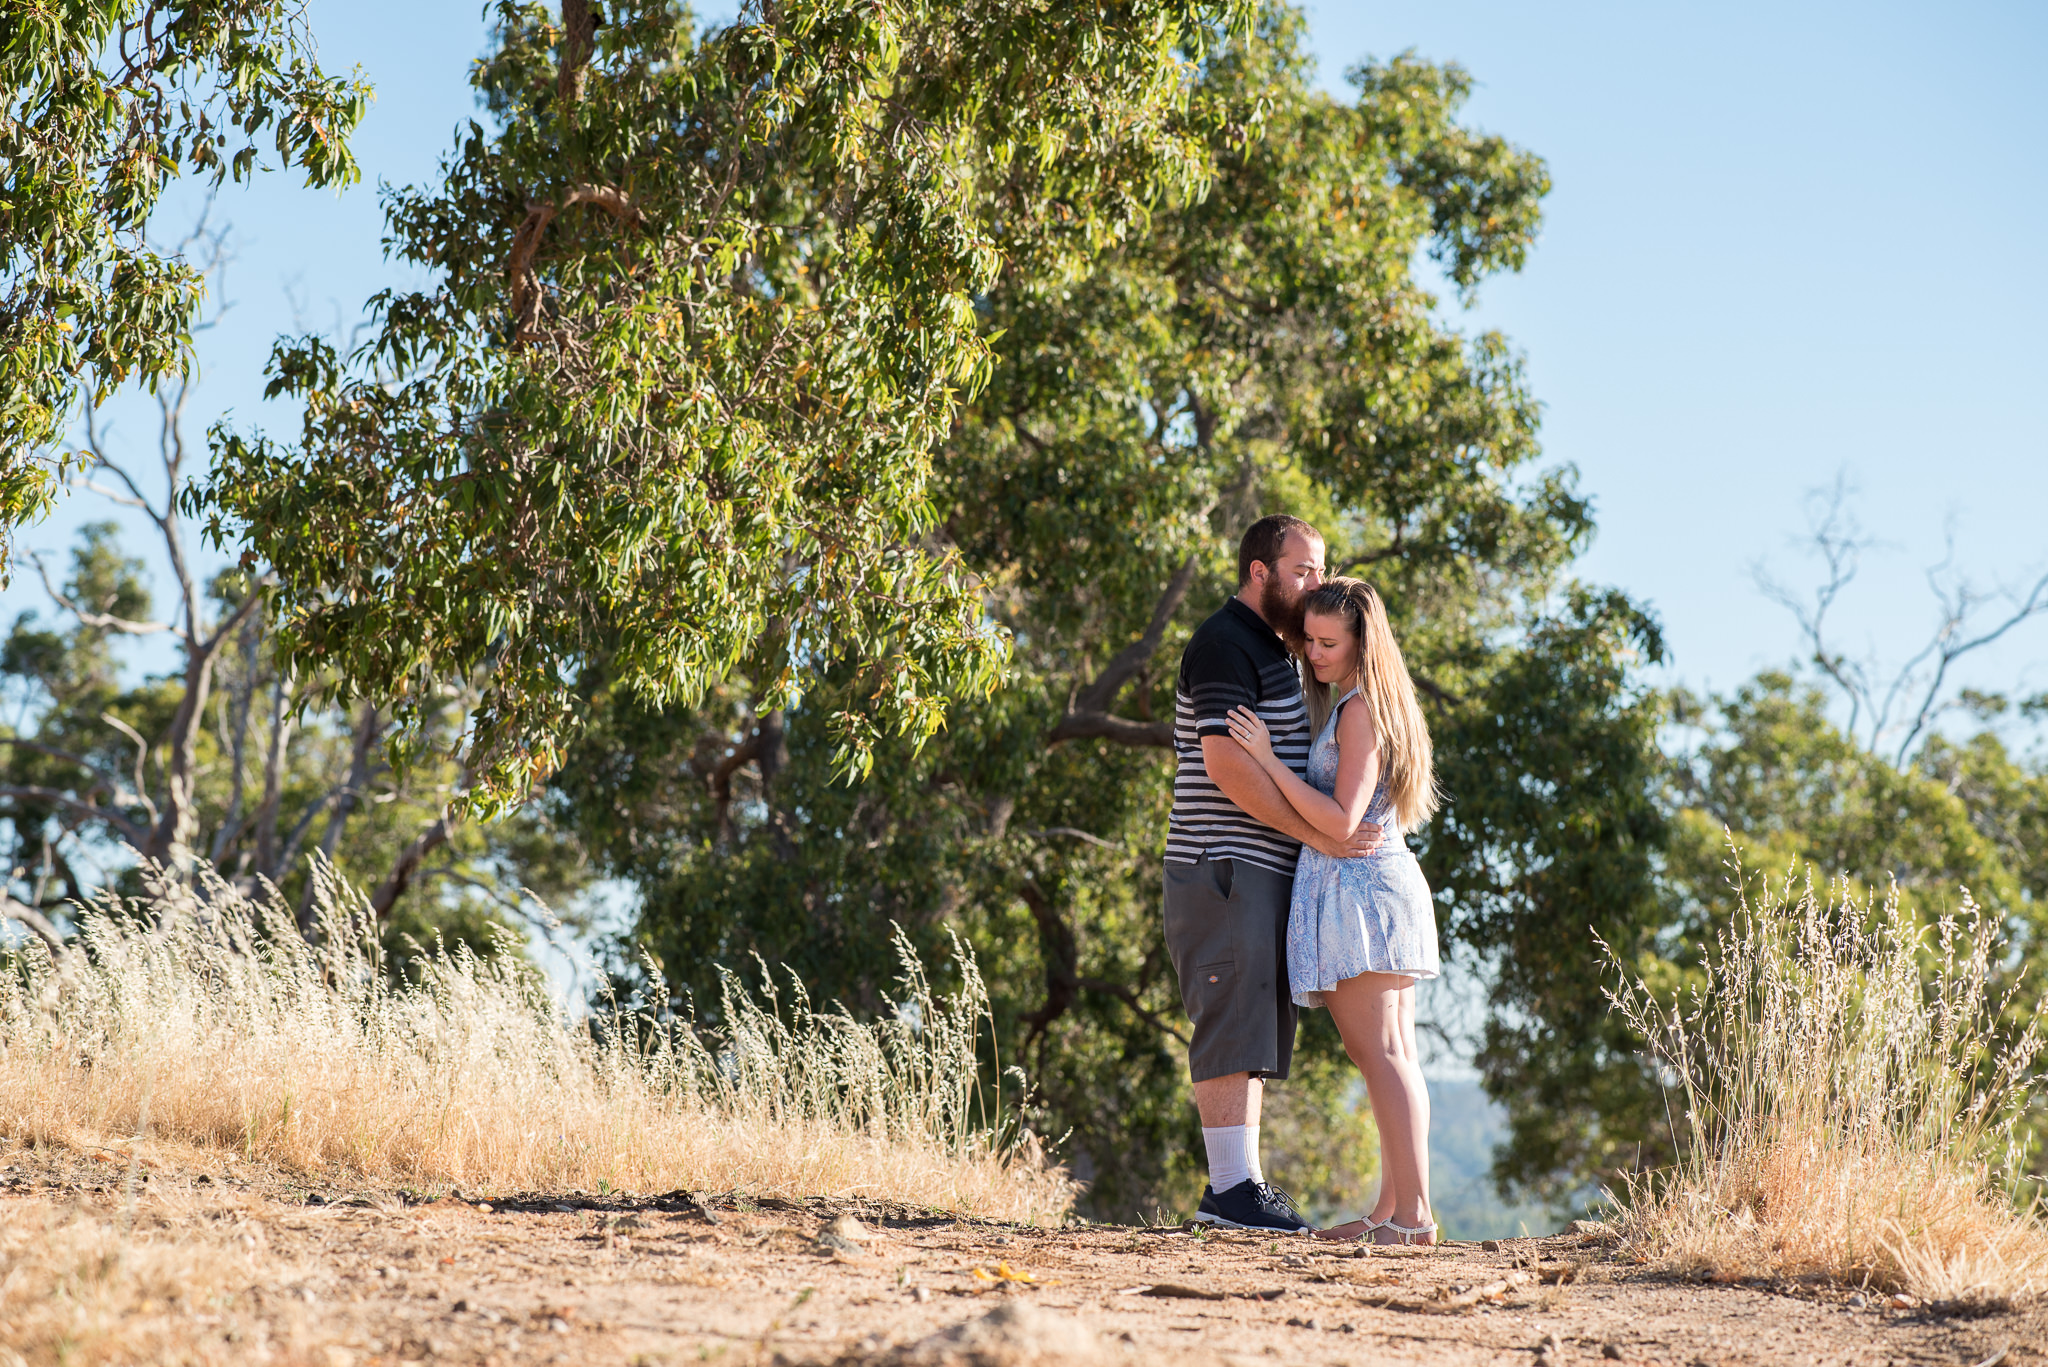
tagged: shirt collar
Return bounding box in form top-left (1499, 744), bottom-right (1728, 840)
top-left (1224, 595), bottom-right (1286, 650)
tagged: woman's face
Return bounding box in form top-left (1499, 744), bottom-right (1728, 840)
top-left (1302, 608), bottom-right (1360, 685)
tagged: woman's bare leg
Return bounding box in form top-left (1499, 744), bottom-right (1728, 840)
top-left (1322, 971), bottom-right (1432, 1243)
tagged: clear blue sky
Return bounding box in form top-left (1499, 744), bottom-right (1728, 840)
top-left (23, 0), bottom-right (2048, 723)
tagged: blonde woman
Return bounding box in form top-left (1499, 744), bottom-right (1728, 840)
top-left (1225, 577), bottom-right (1441, 1245)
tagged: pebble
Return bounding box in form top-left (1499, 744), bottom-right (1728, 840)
top-left (912, 1285), bottom-right (931, 1303)
top-left (1847, 1292), bottom-right (1867, 1308)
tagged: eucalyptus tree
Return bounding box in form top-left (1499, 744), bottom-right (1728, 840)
top-left (0, 0), bottom-right (367, 559)
top-left (202, 0), bottom-right (1254, 814)
top-left (554, 10), bottom-right (1672, 1215)
top-left (0, 363), bottom-right (588, 961)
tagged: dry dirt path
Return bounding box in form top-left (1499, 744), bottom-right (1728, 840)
top-left (0, 1141), bottom-right (2034, 1367)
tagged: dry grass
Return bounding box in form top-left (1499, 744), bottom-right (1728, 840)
top-left (0, 862), bottom-right (1073, 1223)
top-left (1604, 866), bottom-right (2048, 1307)
top-left (0, 1192), bottom-right (322, 1367)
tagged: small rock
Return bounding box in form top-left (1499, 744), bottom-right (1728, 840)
top-left (1542, 1333), bottom-right (1563, 1351)
top-left (1339, 1323), bottom-right (1356, 1334)
top-left (1603, 1345), bottom-right (1625, 1361)
top-left (1847, 1292), bottom-right (1867, 1308)
top-left (900, 1301), bottom-right (1098, 1365)
top-left (913, 1285), bottom-right (931, 1303)
top-left (823, 1214), bottom-right (875, 1243)
top-left (1481, 1239), bottom-right (1503, 1252)
top-left (548, 1316), bottom-right (570, 1335)
top-left (451, 1299), bottom-right (469, 1313)
top-left (1890, 1292), bottom-right (1916, 1309)
top-left (817, 1231), bottom-right (865, 1258)
top-left (1280, 1254), bottom-right (1307, 1267)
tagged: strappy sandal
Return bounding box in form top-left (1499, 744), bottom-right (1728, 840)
top-left (1374, 1219), bottom-right (1437, 1246)
top-left (1313, 1215), bottom-right (1388, 1242)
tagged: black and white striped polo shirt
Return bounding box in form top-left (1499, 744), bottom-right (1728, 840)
top-left (1165, 597), bottom-right (1311, 874)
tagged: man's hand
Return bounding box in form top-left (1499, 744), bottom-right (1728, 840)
top-left (1203, 735), bottom-right (1383, 857)
top-left (1307, 822), bottom-right (1383, 859)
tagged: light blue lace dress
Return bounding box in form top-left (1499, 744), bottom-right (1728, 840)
top-left (1288, 688), bottom-right (1440, 1006)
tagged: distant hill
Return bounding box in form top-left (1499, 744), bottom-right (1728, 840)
top-left (1427, 1076), bottom-right (1561, 1240)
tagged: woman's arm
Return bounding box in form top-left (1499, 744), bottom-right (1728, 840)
top-left (1225, 702), bottom-right (1379, 840)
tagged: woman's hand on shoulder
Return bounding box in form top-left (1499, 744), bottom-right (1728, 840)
top-left (1226, 705), bottom-right (1279, 769)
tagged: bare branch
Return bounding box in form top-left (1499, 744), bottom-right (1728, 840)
top-left (1759, 475), bottom-right (2048, 760)
top-left (1, 895), bottom-right (66, 954)
top-left (98, 713), bottom-right (161, 829)
top-left (24, 553), bottom-right (172, 636)
top-left (1754, 472), bottom-right (1874, 739)
top-left (1890, 564), bottom-right (2048, 766)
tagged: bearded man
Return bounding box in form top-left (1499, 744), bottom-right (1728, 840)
top-left (1163, 514), bottom-right (1381, 1232)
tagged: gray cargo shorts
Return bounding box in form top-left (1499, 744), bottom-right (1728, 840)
top-left (1162, 854), bottom-right (1297, 1083)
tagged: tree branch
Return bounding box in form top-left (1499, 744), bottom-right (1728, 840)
top-left (1412, 674), bottom-right (1464, 708)
top-left (709, 728), bottom-right (764, 846)
top-left (25, 553), bottom-right (172, 636)
top-left (0, 737), bottom-right (123, 786)
top-left (557, 0), bottom-right (597, 109)
top-left (1022, 826), bottom-right (1122, 851)
top-left (1, 894), bottom-right (66, 954)
top-left (1074, 554), bottom-right (1198, 715)
top-left (1890, 565), bottom-right (2048, 767)
top-left (1016, 877), bottom-right (1078, 1048)
top-left (369, 809), bottom-right (455, 921)
top-left (1076, 975), bottom-right (1190, 1046)
top-left (1046, 711), bottom-right (1175, 748)
top-left (1048, 553), bottom-right (1197, 749)
top-left (0, 786), bottom-right (148, 845)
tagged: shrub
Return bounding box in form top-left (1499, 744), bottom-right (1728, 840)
top-left (1603, 865), bottom-right (2047, 1306)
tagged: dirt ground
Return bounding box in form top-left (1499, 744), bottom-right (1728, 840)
top-left (0, 1139), bottom-right (2036, 1367)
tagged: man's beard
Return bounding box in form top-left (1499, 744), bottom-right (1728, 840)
top-left (1260, 575), bottom-right (1308, 647)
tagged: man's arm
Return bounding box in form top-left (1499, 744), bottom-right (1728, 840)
top-left (1203, 736), bottom-right (1380, 857)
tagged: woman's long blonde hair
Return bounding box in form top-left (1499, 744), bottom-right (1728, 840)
top-left (1300, 578), bottom-right (1439, 829)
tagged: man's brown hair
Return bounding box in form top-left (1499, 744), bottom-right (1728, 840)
top-left (1237, 514), bottom-right (1320, 586)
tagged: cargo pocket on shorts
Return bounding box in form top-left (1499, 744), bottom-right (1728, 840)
top-left (1188, 958), bottom-right (1237, 1025)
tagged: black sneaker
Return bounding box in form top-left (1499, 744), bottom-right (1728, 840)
top-left (1192, 1179), bottom-right (1312, 1234)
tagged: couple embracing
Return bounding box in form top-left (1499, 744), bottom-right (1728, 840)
top-left (1164, 514), bottom-right (1440, 1245)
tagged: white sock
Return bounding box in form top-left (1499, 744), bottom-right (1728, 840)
top-left (1244, 1124), bottom-right (1264, 1185)
top-left (1202, 1124), bottom-right (1253, 1192)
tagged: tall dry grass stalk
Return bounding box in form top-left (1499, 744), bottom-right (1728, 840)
top-left (0, 863), bottom-right (1073, 1222)
top-left (1603, 867), bottom-right (2048, 1307)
